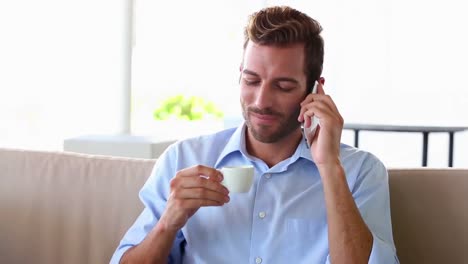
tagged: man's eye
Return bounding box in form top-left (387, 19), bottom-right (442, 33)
top-left (276, 81), bottom-right (297, 92)
top-left (277, 84), bottom-right (294, 92)
top-left (244, 79), bottom-right (259, 85)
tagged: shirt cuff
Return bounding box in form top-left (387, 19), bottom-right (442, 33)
top-left (109, 245), bottom-right (132, 264)
top-left (368, 233), bottom-right (400, 264)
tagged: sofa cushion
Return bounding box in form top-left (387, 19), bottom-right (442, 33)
top-left (389, 168), bottom-right (468, 264)
top-left (0, 148), bottom-right (155, 264)
top-left (2, 148), bottom-right (468, 264)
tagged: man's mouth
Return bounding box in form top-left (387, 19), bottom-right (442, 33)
top-left (250, 112), bottom-right (278, 124)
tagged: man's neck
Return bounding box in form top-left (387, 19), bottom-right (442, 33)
top-left (245, 128), bottom-right (303, 168)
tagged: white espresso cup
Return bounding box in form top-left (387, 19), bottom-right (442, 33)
top-left (220, 165), bottom-right (254, 193)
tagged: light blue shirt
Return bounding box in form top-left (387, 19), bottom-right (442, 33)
top-left (111, 124), bottom-right (399, 264)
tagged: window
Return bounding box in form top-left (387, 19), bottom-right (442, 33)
top-left (1, 0), bottom-right (467, 166)
top-left (0, 0), bottom-right (129, 150)
top-left (130, 1), bottom-right (262, 137)
top-left (131, 0), bottom-right (468, 166)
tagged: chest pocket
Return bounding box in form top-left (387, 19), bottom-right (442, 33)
top-left (282, 218), bottom-right (329, 262)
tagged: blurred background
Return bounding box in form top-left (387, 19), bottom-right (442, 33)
top-left (1, 0), bottom-right (467, 167)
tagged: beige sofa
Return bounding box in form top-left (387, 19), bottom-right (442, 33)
top-left (0, 148), bottom-right (467, 264)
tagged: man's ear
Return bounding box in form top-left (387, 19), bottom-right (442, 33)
top-left (319, 77), bottom-right (325, 85)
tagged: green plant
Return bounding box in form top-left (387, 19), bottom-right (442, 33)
top-left (153, 95), bottom-right (224, 121)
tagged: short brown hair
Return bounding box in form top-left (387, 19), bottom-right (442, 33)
top-left (243, 6), bottom-right (324, 91)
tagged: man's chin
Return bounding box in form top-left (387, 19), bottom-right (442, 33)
top-left (248, 125), bottom-right (282, 143)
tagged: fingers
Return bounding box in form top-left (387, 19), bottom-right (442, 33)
top-left (316, 83), bottom-right (340, 114)
top-left (302, 104), bottom-right (342, 128)
top-left (162, 165), bottom-right (231, 231)
top-left (300, 94), bottom-right (339, 114)
top-left (299, 84), bottom-right (341, 124)
top-left (173, 198), bottom-right (225, 210)
top-left (177, 164), bottom-right (223, 182)
top-left (169, 165), bottom-right (230, 207)
top-left (316, 80), bottom-right (325, 95)
top-left (171, 176), bottom-right (229, 196)
top-left (299, 96), bottom-right (337, 123)
top-left (171, 187), bottom-right (230, 204)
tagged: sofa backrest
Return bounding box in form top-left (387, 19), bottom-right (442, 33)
top-left (388, 168), bottom-right (468, 264)
top-left (0, 148), bottom-right (155, 264)
top-left (1, 148), bottom-right (467, 263)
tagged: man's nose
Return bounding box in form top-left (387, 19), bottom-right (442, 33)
top-left (254, 83), bottom-right (273, 109)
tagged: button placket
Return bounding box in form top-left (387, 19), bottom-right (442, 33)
top-left (258, 211), bottom-right (266, 219)
top-left (250, 170), bottom-right (273, 263)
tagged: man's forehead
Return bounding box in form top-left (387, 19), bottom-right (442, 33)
top-left (242, 41), bottom-right (306, 81)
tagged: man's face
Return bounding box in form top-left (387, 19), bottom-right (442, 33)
top-left (240, 41), bottom-right (308, 143)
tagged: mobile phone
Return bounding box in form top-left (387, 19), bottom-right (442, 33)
top-left (302, 81), bottom-right (320, 148)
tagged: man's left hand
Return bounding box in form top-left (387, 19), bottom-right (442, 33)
top-left (298, 80), bottom-right (344, 168)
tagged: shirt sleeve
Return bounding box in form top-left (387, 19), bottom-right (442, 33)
top-left (324, 154), bottom-right (399, 264)
top-left (352, 154), bottom-right (400, 264)
top-left (368, 232), bottom-right (400, 264)
top-left (110, 145), bottom-right (185, 264)
top-left (325, 231), bottom-right (399, 264)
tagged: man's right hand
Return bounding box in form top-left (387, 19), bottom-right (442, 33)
top-left (120, 165), bottom-right (229, 263)
top-left (159, 165), bottom-right (230, 232)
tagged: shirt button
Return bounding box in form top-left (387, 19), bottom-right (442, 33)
top-left (255, 257), bottom-right (262, 264)
top-left (265, 173), bottom-right (271, 179)
top-left (258, 211), bottom-right (266, 219)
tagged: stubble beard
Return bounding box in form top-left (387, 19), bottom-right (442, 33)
top-left (241, 101), bottom-right (301, 143)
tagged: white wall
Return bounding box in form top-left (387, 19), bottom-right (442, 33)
top-left (0, 0), bottom-right (130, 150)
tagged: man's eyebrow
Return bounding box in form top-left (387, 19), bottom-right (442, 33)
top-left (242, 69), bottom-right (299, 84)
top-left (274, 77), bottom-right (299, 84)
top-left (242, 69), bottom-right (259, 77)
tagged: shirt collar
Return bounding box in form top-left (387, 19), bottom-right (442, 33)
top-left (297, 136), bottom-right (314, 162)
top-left (214, 123), bottom-right (249, 167)
top-left (215, 122), bottom-right (315, 167)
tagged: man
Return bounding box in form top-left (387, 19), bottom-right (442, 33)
top-left (111, 6), bottom-right (399, 264)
